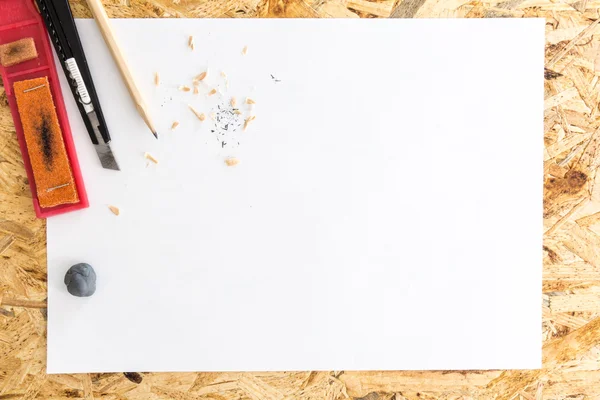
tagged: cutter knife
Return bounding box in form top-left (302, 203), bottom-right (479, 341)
top-left (35, 0), bottom-right (119, 171)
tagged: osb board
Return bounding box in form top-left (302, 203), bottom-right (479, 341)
top-left (1, 0), bottom-right (600, 398)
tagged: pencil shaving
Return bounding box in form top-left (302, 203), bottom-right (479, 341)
top-left (154, 72), bottom-right (160, 86)
top-left (244, 115), bottom-right (256, 131)
top-left (171, 121), bottom-right (180, 130)
top-left (208, 88), bottom-right (217, 96)
top-left (144, 152), bottom-right (159, 164)
top-left (188, 35), bottom-right (194, 50)
top-left (246, 98), bottom-right (255, 105)
top-left (230, 97), bottom-right (237, 107)
top-left (210, 112), bottom-right (216, 120)
top-left (188, 105), bottom-right (203, 121)
top-left (225, 157), bottom-right (239, 167)
top-left (194, 71), bottom-right (207, 82)
top-left (220, 70), bottom-right (228, 89)
top-left (179, 85), bottom-right (191, 92)
top-left (108, 205), bottom-right (120, 216)
top-left (234, 109), bottom-right (242, 115)
top-left (242, 45), bottom-right (248, 55)
top-left (193, 86), bottom-right (199, 95)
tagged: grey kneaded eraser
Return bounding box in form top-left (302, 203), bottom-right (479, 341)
top-left (64, 263), bottom-right (96, 297)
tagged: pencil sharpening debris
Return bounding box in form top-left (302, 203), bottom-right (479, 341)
top-left (64, 263), bottom-right (96, 297)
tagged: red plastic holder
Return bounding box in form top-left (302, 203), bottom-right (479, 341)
top-left (0, 0), bottom-right (88, 218)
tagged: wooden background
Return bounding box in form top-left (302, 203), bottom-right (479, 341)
top-left (1, 0), bottom-right (600, 398)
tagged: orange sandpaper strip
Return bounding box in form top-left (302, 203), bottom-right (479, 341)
top-left (13, 77), bottom-right (79, 208)
top-left (0, 38), bottom-right (38, 67)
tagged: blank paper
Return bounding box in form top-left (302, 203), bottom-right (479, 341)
top-left (47, 19), bottom-right (544, 373)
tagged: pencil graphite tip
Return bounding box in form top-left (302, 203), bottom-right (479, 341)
top-left (152, 130), bottom-right (158, 139)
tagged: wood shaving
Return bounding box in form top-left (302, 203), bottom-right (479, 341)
top-left (188, 35), bottom-right (194, 50)
top-left (225, 157), bottom-right (239, 167)
top-left (154, 72), bottom-right (160, 86)
top-left (242, 45), bottom-right (248, 55)
top-left (234, 109), bottom-right (242, 115)
top-left (230, 97), bottom-right (237, 107)
top-left (220, 71), bottom-right (229, 90)
top-left (171, 121), bottom-right (179, 130)
top-left (244, 115), bottom-right (256, 131)
top-left (194, 71), bottom-right (207, 82)
top-left (108, 205), bottom-right (120, 216)
top-left (188, 105), bottom-right (203, 120)
top-left (208, 88), bottom-right (217, 96)
top-left (179, 85), bottom-right (191, 92)
top-left (193, 86), bottom-right (199, 95)
top-left (246, 97), bottom-right (256, 105)
top-left (210, 112), bottom-right (216, 120)
top-left (144, 152), bottom-right (159, 164)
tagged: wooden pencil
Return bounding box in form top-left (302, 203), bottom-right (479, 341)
top-left (84, 0), bottom-right (158, 139)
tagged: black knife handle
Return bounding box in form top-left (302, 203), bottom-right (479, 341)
top-left (35, 0), bottom-right (111, 145)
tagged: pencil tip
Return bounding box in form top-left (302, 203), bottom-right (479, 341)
top-left (152, 131), bottom-right (158, 139)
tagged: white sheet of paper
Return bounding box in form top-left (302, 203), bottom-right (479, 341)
top-left (47, 19), bottom-right (544, 373)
